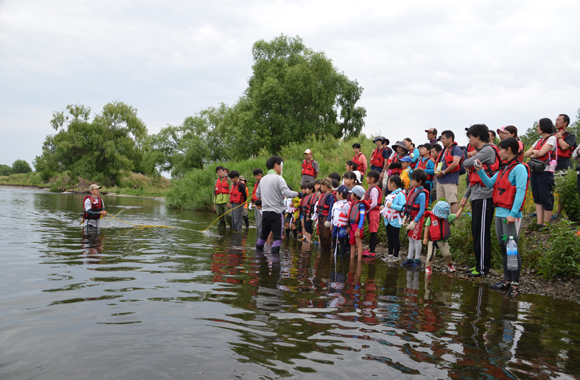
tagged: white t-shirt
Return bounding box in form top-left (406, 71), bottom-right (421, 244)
top-left (532, 136), bottom-right (557, 171)
top-left (84, 197), bottom-right (105, 228)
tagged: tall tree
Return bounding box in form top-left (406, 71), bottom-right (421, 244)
top-left (235, 35), bottom-right (367, 156)
top-left (34, 102), bottom-right (147, 185)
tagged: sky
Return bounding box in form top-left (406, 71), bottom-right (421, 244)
top-left (1, 0), bottom-right (580, 168)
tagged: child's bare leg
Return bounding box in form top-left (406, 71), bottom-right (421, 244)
top-left (356, 236), bottom-right (363, 260)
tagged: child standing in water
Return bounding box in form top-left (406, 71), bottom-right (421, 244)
top-left (401, 169), bottom-right (429, 268)
top-left (363, 170), bottom-right (382, 257)
top-left (380, 175), bottom-right (406, 262)
top-left (331, 185), bottom-right (350, 256)
top-left (348, 185), bottom-right (368, 260)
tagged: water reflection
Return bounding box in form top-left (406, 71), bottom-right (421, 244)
top-left (1, 188), bottom-right (580, 379)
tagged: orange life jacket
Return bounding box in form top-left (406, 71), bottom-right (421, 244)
top-left (229, 182), bottom-right (244, 203)
top-left (302, 159), bottom-right (317, 177)
top-left (370, 148), bottom-right (386, 168)
top-left (215, 177), bottom-right (229, 195)
top-left (436, 142), bottom-right (463, 174)
top-left (353, 153), bottom-right (365, 172)
top-left (556, 131), bottom-right (574, 159)
top-left (251, 181), bottom-right (260, 202)
top-left (82, 195), bottom-right (103, 221)
top-left (468, 145), bottom-right (501, 186)
top-left (492, 159), bottom-right (530, 211)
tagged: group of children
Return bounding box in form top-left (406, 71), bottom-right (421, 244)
top-left (215, 152), bottom-right (463, 275)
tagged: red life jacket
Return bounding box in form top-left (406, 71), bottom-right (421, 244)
top-left (468, 145), bottom-right (501, 186)
top-left (556, 131), bottom-right (574, 158)
top-left (363, 185), bottom-right (382, 210)
top-left (416, 157), bottom-right (435, 182)
top-left (492, 159), bottom-right (530, 211)
top-left (390, 154), bottom-right (403, 175)
top-left (251, 181), bottom-right (260, 202)
top-left (437, 142), bottom-right (463, 174)
top-left (424, 210), bottom-right (451, 242)
top-left (229, 182), bottom-right (244, 203)
top-left (215, 177), bottom-right (229, 195)
top-left (347, 200), bottom-right (370, 225)
top-left (302, 159), bottom-right (317, 177)
top-left (83, 195), bottom-right (104, 220)
top-left (300, 193), bottom-right (312, 214)
top-left (370, 148), bottom-right (386, 168)
top-left (534, 135), bottom-right (555, 162)
top-left (316, 193), bottom-right (333, 217)
top-left (309, 193), bottom-right (321, 216)
top-left (404, 187), bottom-right (429, 219)
top-left (353, 153), bottom-right (365, 172)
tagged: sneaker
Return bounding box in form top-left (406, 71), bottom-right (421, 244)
top-left (363, 251), bottom-right (376, 257)
top-left (528, 211), bottom-right (537, 218)
top-left (391, 256), bottom-right (401, 263)
top-left (490, 281), bottom-right (511, 291)
top-left (508, 285), bottom-right (520, 297)
top-left (550, 212), bottom-right (561, 221)
top-left (362, 249), bottom-right (370, 256)
top-left (447, 264), bottom-right (456, 273)
top-left (466, 266), bottom-right (476, 273)
top-left (384, 254), bottom-right (394, 262)
top-left (401, 259), bottom-right (413, 267)
top-left (412, 259), bottom-right (421, 268)
top-left (467, 269), bottom-right (481, 277)
top-left (538, 224), bottom-right (550, 233)
top-left (425, 267), bottom-right (432, 275)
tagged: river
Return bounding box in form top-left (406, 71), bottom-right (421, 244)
top-left (0, 187), bottom-right (579, 379)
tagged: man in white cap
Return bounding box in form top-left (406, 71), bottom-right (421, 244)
top-left (301, 149), bottom-right (319, 185)
top-left (83, 184), bottom-right (106, 228)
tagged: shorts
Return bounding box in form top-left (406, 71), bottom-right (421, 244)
top-left (368, 209), bottom-right (380, 233)
top-left (349, 223), bottom-right (364, 245)
top-left (304, 219), bottom-right (313, 234)
top-left (284, 213), bottom-right (293, 225)
top-left (436, 183), bottom-right (458, 203)
top-left (530, 171), bottom-right (554, 211)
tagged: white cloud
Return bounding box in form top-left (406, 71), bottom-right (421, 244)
top-left (1, 0), bottom-right (579, 165)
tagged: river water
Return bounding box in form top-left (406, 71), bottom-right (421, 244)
top-left (1, 187), bottom-right (579, 379)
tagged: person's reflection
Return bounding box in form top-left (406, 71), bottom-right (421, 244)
top-left (81, 227), bottom-right (105, 265)
top-left (343, 258), bottom-right (362, 315)
top-left (360, 262), bottom-right (378, 324)
top-left (250, 244), bottom-right (283, 313)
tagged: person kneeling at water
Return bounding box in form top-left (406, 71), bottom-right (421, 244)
top-left (256, 156), bottom-right (303, 254)
top-left (83, 184), bottom-right (107, 228)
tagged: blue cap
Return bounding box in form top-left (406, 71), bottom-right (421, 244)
top-left (400, 156), bottom-right (413, 163)
top-left (336, 185), bottom-right (349, 195)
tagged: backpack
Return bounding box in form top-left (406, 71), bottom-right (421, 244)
top-left (458, 146), bottom-right (469, 176)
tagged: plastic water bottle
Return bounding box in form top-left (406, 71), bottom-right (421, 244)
top-left (506, 236), bottom-right (518, 271)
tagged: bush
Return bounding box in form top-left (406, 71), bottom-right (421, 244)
top-left (12, 159), bottom-right (32, 174)
top-left (167, 134), bottom-right (376, 211)
top-left (556, 168), bottom-right (580, 222)
top-left (0, 164), bottom-right (11, 176)
top-left (537, 220), bottom-right (580, 279)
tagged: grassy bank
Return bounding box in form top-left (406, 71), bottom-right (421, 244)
top-left (0, 172), bottom-right (172, 198)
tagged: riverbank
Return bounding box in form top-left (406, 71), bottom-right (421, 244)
top-left (0, 172), bottom-right (171, 198)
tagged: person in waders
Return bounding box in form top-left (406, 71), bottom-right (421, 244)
top-left (83, 184), bottom-right (106, 229)
top-left (256, 156), bottom-right (303, 254)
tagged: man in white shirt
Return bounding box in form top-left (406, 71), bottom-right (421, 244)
top-left (83, 184), bottom-right (106, 228)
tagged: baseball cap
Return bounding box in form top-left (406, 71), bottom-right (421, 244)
top-left (89, 184), bottom-right (101, 190)
top-left (336, 185), bottom-right (349, 196)
top-left (497, 126), bottom-right (507, 134)
top-left (350, 185), bottom-right (366, 198)
top-left (239, 176), bottom-right (246, 181)
top-left (400, 156), bottom-right (413, 163)
top-left (425, 127), bottom-right (438, 134)
top-left (372, 136), bottom-right (383, 142)
top-left (321, 178), bottom-right (332, 188)
top-left (304, 149), bottom-right (312, 154)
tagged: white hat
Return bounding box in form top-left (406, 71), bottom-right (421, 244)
top-left (304, 149), bottom-right (312, 154)
top-left (89, 184), bottom-right (101, 190)
top-left (350, 185), bottom-right (366, 198)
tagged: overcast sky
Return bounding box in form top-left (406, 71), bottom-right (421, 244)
top-left (1, 0), bottom-right (579, 167)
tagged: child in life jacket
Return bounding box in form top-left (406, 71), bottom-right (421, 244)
top-left (299, 182), bottom-right (315, 243)
top-left (331, 185), bottom-right (351, 256)
top-left (228, 170), bottom-right (247, 232)
top-left (401, 169), bottom-right (429, 268)
top-left (284, 185), bottom-right (298, 239)
top-left (400, 156), bottom-right (414, 190)
top-left (422, 201), bottom-right (464, 275)
top-left (363, 170), bottom-right (382, 257)
top-left (379, 175), bottom-right (406, 262)
top-left (318, 178), bottom-right (336, 251)
top-left (348, 185), bottom-right (369, 260)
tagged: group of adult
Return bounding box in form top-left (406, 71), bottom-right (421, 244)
top-left (300, 115), bottom-right (579, 278)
